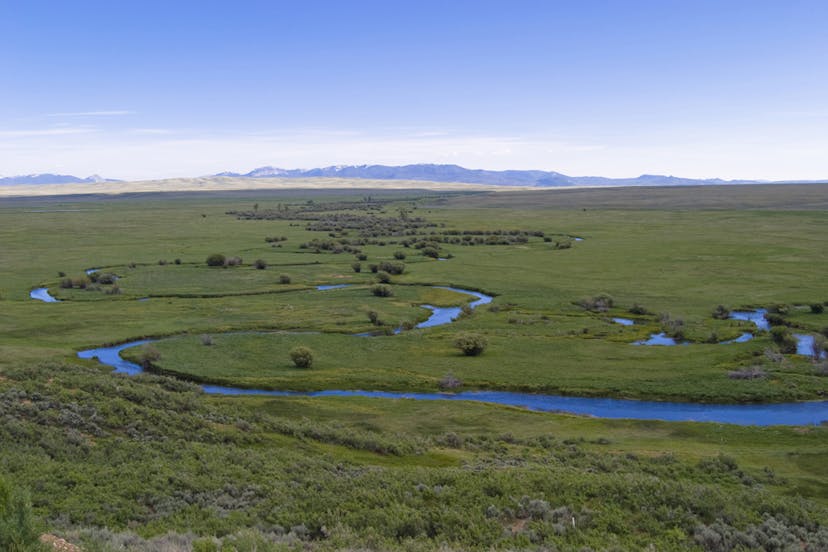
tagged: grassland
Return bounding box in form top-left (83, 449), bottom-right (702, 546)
top-left (1, 184), bottom-right (827, 550)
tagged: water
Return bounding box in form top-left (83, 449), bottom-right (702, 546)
top-left (30, 288), bottom-right (60, 302)
top-left (316, 284), bottom-right (350, 291)
top-left (77, 339), bottom-right (155, 376)
top-left (78, 339), bottom-right (828, 425)
top-left (416, 305), bottom-right (461, 329)
top-left (612, 318), bottom-right (634, 326)
top-left (720, 333), bottom-right (754, 344)
top-left (633, 332), bottom-right (686, 346)
top-left (794, 334), bottom-right (827, 359)
top-left (197, 387), bottom-right (828, 426)
top-left (68, 285), bottom-right (828, 425)
top-left (729, 309), bottom-right (769, 331)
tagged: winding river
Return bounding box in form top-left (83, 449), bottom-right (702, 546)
top-left (69, 285), bottom-right (828, 426)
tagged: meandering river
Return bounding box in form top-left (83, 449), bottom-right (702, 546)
top-left (72, 285), bottom-right (828, 426)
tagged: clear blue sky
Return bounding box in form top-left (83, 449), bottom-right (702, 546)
top-left (2, 0), bottom-right (826, 180)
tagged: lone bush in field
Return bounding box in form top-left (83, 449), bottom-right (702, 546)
top-left (278, 274), bottom-right (291, 284)
top-left (376, 271), bottom-right (392, 284)
top-left (812, 303), bottom-right (825, 314)
top-left (254, 259), bottom-right (267, 269)
top-left (454, 333), bottom-right (488, 356)
top-left (206, 253), bottom-right (226, 267)
top-left (371, 284), bottom-right (393, 297)
top-left (289, 346), bottom-right (314, 369)
top-left (351, 262), bottom-right (361, 273)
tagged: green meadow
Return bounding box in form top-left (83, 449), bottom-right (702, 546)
top-left (1, 184), bottom-right (827, 550)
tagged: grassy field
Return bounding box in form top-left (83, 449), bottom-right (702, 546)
top-left (1, 184), bottom-right (827, 550)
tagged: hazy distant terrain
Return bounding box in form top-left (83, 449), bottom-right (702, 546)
top-left (5, 164), bottom-right (826, 194)
top-left (217, 163), bottom-right (769, 187)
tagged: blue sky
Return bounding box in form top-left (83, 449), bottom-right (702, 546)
top-left (1, 0), bottom-right (827, 180)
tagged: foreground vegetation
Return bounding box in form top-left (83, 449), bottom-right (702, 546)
top-left (1, 184), bottom-right (827, 550)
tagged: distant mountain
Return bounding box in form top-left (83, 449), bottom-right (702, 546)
top-left (215, 164), bottom-right (764, 187)
top-left (0, 173), bottom-right (120, 185)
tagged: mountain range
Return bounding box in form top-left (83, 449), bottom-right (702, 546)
top-left (214, 164), bottom-right (764, 187)
top-left (0, 173), bottom-right (119, 185)
top-left (3, 165), bottom-right (824, 188)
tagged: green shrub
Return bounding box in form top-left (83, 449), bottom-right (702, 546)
top-left (579, 293), bottom-right (614, 312)
top-left (811, 303), bottom-right (825, 314)
top-left (770, 327), bottom-right (797, 354)
top-left (378, 261), bottom-right (405, 275)
top-left (393, 251), bottom-right (406, 260)
top-left (351, 262), bottom-right (361, 273)
top-left (253, 259), bottom-right (267, 270)
top-left (421, 247), bottom-right (440, 258)
top-left (628, 303), bottom-right (651, 315)
top-left (289, 346), bottom-right (314, 368)
top-left (454, 333), bottom-right (488, 356)
top-left (371, 284), bottom-right (393, 297)
top-left (139, 345), bottom-right (161, 368)
top-left (367, 310), bottom-right (380, 325)
top-left (764, 313), bottom-right (787, 327)
top-left (0, 477), bottom-right (43, 552)
top-left (376, 271), bottom-right (391, 284)
top-left (439, 372), bottom-right (463, 390)
top-left (206, 253), bottom-right (225, 267)
top-left (278, 274), bottom-right (291, 284)
top-left (712, 305), bottom-right (730, 320)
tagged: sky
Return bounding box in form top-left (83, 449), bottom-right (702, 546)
top-left (1, 0), bottom-right (827, 181)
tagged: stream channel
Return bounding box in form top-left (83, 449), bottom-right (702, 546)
top-left (67, 285), bottom-right (828, 426)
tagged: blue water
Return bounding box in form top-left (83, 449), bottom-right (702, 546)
top-left (720, 333), bottom-right (754, 344)
top-left (67, 285), bottom-right (828, 425)
top-left (77, 339), bottom-right (155, 376)
top-left (76, 337), bottom-right (828, 425)
top-left (316, 284), bottom-right (350, 290)
top-left (30, 288), bottom-right (60, 302)
top-left (198, 387), bottom-right (828, 426)
top-left (795, 334), bottom-right (827, 359)
top-left (612, 317), bottom-right (634, 326)
top-left (730, 309), bottom-right (769, 331)
top-left (633, 308), bottom-right (768, 347)
top-left (633, 332), bottom-right (687, 346)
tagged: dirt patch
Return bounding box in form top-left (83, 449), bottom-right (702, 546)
top-left (40, 534), bottom-right (82, 551)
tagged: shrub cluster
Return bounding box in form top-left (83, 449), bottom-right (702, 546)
top-left (289, 346), bottom-right (313, 368)
top-left (770, 326), bottom-right (798, 354)
top-left (371, 284), bottom-right (393, 297)
top-left (579, 294), bottom-right (614, 313)
top-left (454, 333), bottom-right (488, 356)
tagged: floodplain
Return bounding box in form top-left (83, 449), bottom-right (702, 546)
top-left (1, 183), bottom-right (827, 550)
